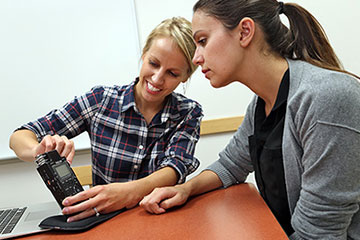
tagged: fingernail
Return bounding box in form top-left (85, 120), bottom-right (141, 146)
top-left (63, 208), bottom-right (69, 214)
top-left (63, 199), bottom-right (69, 205)
top-left (67, 217), bottom-right (73, 223)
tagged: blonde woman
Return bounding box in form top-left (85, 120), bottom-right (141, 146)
top-left (10, 17), bottom-right (203, 222)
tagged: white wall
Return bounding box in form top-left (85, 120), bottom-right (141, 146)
top-left (1, 0), bottom-right (359, 207)
top-left (0, 0), bottom-right (141, 160)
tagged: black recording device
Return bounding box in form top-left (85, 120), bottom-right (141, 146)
top-left (36, 150), bottom-right (84, 209)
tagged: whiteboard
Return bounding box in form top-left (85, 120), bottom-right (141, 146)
top-left (0, 0), bottom-right (141, 160)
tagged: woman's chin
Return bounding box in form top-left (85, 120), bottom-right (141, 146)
top-left (209, 79), bottom-right (224, 89)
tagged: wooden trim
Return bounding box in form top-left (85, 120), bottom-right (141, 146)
top-left (200, 116), bottom-right (244, 136)
top-left (72, 165), bottom-right (93, 186)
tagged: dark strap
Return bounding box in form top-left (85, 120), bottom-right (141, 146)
top-left (39, 209), bottom-right (124, 231)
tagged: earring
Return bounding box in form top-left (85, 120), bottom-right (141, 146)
top-left (183, 82), bottom-right (189, 95)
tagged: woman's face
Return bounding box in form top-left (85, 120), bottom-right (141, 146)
top-left (192, 11), bottom-right (242, 88)
top-left (136, 37), bottom-right (189, 108)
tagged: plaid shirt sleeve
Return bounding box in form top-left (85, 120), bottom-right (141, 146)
top-left (19, 86), bottom-right (105, 141)
top-left (156, 102), bottom-right (203, 183)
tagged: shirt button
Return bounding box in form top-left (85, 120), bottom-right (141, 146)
top-left (139, 145), bottom-right (144, 150)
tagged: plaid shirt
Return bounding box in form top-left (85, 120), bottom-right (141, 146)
top-left (21, 80), bottom-right (203, 185)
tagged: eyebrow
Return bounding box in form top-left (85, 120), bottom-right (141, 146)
top-left (192, 30), bottom-right (202, 40)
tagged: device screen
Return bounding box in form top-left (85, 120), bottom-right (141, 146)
top-left (54, 164), bottom-right (70, 178)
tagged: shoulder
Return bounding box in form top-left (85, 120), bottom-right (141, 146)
top-left (288, 60), bottom-right (360, 129)
top-left (290, 62), bottom-right (360, 108)
top-left (89, 84), bottom-right (131, 99)
top-left (170, 92), bottom-right (203, 114)
top-left (288, 60), bottom-right (360, 96)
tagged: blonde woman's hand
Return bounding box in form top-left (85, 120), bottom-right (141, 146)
top-left (62, 182), bottom-right (144, 222)
top-left (33, 135), bottom-right (75, 164)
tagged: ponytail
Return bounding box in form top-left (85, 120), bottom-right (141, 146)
top-left (281, 4), bottom-right (337, 70)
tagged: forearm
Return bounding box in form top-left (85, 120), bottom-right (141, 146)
top-left (134, 167), bottom-right (179, 197)
top-left (9, 129), bottom-right (39, 161)
top-left (182, 170), bottom-right (223, 197)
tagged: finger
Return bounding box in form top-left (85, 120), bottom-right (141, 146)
top-left (159, 193), bottom-right (186, 210)
top-left (139, 196), bottom-right (157, 214)
top-left (66, 207), bottom-right (95, 223)
top-left (63, 186), bottom-right (106, 216)
top-left (36, 136), bottom-right (55, 156)
top-left (148, 201), bottom-right (166, 214)
top-left (62, 196), bottom-right (98, 215)
top-left (59, 137), bottom-right (75, 164)
top-left (65, 140), bottom-right (75, 164)
top-left (34, 143), bottom-right (46, 158)
top-left (43, 135), bottom-right (57, 153)
top-left (53, 135), bottom-right (66, 155)
top-left (140, 188), bottom-right (177, 214)
top-left (140, 194), bottom-right (166, 214)
top-left (63, 186), bottom-right (101, 206)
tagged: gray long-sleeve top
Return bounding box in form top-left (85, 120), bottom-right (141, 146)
top-left (207, 59), bottom-right (360, 239)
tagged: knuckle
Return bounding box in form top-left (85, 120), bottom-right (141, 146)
top-left (96, 185), bottom-right (106, 192)
top-left (61, 135), bottom-right (68, 140)
top-left (160, 201), bottom-right (168, 208)
top-left (45, 141), bottom-right (54, 148)
top-left (153, 187), bottom-right (162, 193)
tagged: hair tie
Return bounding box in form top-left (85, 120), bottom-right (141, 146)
top-left (278, 1), bottom-right (284, 14)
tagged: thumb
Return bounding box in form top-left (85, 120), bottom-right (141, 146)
top-left (159, 193), bottom-right (188, 210)
top-left (33, 143), bottom-right (46, 159)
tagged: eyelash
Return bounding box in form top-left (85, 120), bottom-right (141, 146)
top-left (197, 38), bottom-right (207, 45)
top-left (168, 71), bottom-right (178, 77)
top-left (149, 60), bottom-right (158, 67)
top-left (149, 60), bottom-right (179, 78)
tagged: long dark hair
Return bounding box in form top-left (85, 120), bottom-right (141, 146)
top-left (193, 0), bottom-right (359, 78)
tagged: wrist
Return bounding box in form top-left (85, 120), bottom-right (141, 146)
top-left (180, 180), bottom-right (194, 197)
top-left (17, 145), bottom-right (38, 162)
top-left (127, 180), bottom-right (151, 198)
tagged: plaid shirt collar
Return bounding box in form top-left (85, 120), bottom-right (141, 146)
top-left (121, 78), bottom-right (182, 125)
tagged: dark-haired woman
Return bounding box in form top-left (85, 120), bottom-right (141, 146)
top-left (140, 1), bottom-right (360, 239)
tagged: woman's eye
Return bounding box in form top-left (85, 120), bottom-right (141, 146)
top-left (149, 60), bottom-right (158, 67)
top-left (168, 71), bottom-right (179, 77)
top-left (197, 38), bottom-right (207, 45)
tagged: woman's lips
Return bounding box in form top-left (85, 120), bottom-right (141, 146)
top-left (202, 69), bottom-right (210, 79)
top-left (147, 81), bottom-right (161, 92)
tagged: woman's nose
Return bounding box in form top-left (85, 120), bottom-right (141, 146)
top-left (192, 48), bottom-right (203, 66)
top-left (152, 69), bottom-right (165, 84)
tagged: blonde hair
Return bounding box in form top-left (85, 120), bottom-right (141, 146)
top-left (142, 17), bottom-right (198, 78)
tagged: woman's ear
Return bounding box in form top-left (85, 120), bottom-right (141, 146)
top-left (182, 77), bottom-right (189, 83)
top-left (237, 17), bottom-right (255, 48)
top-left (181, 71), bottom-right (190, 83)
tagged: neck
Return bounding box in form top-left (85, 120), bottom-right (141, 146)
top-left (237, 54), bottom-right (288, 115)
top-left (134, 85), bottom-right (165, 124)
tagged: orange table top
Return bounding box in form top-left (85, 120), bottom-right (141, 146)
top-left (19, 183), bottom-right (288, 240)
